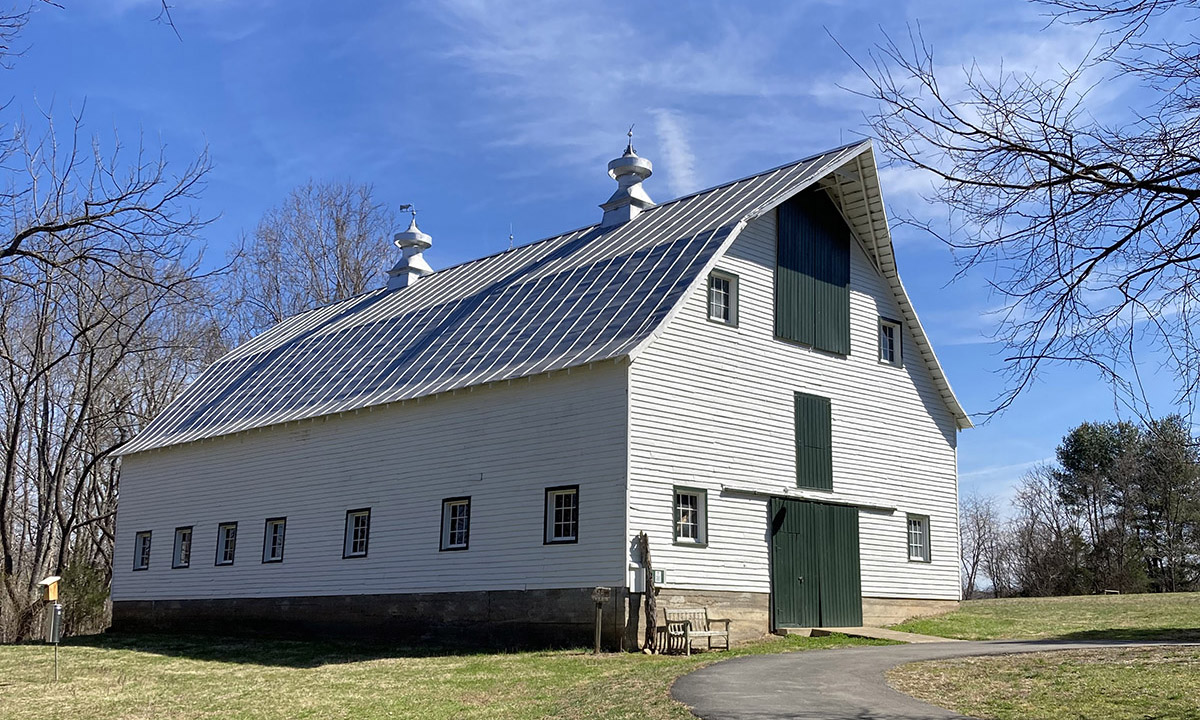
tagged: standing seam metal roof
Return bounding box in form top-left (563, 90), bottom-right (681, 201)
top-left (119, 141), bottom-right (962, 455)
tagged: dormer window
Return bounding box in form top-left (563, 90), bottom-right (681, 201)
top-left (708, 271), bottom-right (738, 326)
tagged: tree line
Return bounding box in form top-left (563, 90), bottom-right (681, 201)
top-left (962, 416), bottom-right (1200, 599)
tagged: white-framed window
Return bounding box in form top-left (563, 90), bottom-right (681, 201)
top-left (907, 514), bottom-right (930, 562)
top-left (674, 488), bottom-right (707, 546)
top-left (216, 522), bottom-right (237, 566)
top-left (440, 497), bottom-right (470, 551)
top-left (344, 508), bottom-right (371, 558)
top-left (879, 317), bottom-right (902, 366)
top-left (172, 526), bottom-right (192, 569)
top-left (707, 271), bottom-right (738, 326)
top-left (263, 517), bottom-right (287, 563)
top-left (544, 486), bottom-right (579, 544)
top-left (133, 531), bottom-right (152, 570)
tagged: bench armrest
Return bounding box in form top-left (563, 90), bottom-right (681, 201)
top-left (709, 618), bottom-right (731, 629)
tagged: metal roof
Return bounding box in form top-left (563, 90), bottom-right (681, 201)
top-left (119, 140), bottom-right (968, 456)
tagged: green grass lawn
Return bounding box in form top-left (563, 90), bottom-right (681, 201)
top-left (891, 591), bottom-right (1200, 641)
top-left (0, 633), bottom-right (892, 720)
top-left (888, 646), bottom-right (1200, 720)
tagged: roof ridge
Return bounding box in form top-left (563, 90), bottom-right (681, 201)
top-left (253, 141), bottom-right (878, 326)
top-left (393, 140), bottom-right (877, 288)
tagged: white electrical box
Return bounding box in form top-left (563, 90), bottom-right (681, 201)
top-left (628, 564), bottom-right (645, 593)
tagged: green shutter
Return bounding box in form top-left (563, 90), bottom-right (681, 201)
top-left (775, 192), bottom-right (851, 355)
top-left (794, 392), bottom-right (833, 490)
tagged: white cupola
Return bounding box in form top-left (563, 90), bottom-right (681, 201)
top-left (600, 129), bottom-right (654, 228)
top-left (386, 208), bottom-right (434, 290)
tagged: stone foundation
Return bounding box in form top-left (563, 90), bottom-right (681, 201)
top-left (650, 589), bottom-right (772, 646)
top-left (113, 587), bottom-right (627, 649)
top-left (861, 597), bottom-right (959, 626)
top-left (112, 589), bottom-right (958, 648)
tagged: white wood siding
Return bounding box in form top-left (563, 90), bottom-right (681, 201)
top-left (113, 361), bottom-right (628, 601)
top-left (628, 210), bottom-right (961, 601)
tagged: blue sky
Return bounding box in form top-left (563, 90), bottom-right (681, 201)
top-left (7, 0), bottom-right (1181, 504)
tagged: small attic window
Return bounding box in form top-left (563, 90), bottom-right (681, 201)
top-left (707, 271), bottom-right (738, 326)
top-left (879, 317), bottom-right (902, 366)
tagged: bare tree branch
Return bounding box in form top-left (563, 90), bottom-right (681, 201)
top-left (844, 2), bottom-right (1200, 419)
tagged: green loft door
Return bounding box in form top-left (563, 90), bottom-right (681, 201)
top-left (769, 499), bottom-right (863, 628)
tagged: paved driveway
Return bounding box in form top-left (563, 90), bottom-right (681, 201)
top-left (672, 640), bottom-right (1182, 720)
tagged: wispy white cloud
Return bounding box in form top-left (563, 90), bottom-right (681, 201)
top-left (651, 109), bottom-right (699, 197)
top-left (961, 456), bottom-right (1051, 481)
top-left (405, 0), bottom-right (842, 197)
top-left (959, 455), bottom-right (1053, 508)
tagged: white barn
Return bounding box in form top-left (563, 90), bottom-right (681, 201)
top-left (112, 139), bottom-right (970, 646)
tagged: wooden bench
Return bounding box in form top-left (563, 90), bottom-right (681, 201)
top-left (664, 607), bottom-right (731, 656)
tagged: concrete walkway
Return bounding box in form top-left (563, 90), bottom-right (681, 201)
top-left (672, 639), bottom-right (1188, 719)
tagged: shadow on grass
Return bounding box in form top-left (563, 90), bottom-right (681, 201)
top-left (65, 631), bottom-right (582, 668)
top-left (1056, 626), bottom-right (1200, 642)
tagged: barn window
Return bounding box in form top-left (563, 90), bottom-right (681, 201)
top-left (707, 271), bottom-right (738, 326)
top-left (907, 514), bottom-right (930, 562)
top-left (133, 531), bottom-right (152, 570)
top-left (172, 526), bottom-right (193, 569)
top-left (344, 508), bottom-right (371, 558)
top-left (544, 486), bottom-right (579, 544)
top-left (216, 522), bottom-right (237, 566)
top-left (879, 318), bottom-right (902, 366)
top-left (440, 497), bottom-right (470, 551)
top-left (263, 517), bottom-right (287, 563)
top-left (673, 488), bottom-right (707, 546)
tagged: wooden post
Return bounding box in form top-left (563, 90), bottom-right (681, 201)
top-left (638, 531), bottom-right (657, 653)
top-left (594, 603), bottom-right (602, 654)
top-left (590, 587), bottom-right (611, 654)
top-left (624, 591), bottom-right (640, 651)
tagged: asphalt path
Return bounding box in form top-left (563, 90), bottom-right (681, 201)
top-left (671, 639), bottom-right (1188, 720)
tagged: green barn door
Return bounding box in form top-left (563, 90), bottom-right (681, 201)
top-left (769, 499), bottom-right (863, 628)
top-left (770, 499), bottom-right (821, 627)
top-left (817, 504), bottom-right (863, 627)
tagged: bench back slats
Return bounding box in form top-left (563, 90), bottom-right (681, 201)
top-left (664, 607), bottom-right (711, 631)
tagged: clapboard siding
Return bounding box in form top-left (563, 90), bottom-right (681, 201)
top-left (113, 361), bottom-right (628, 601)
top-left (628, 209), bottom-right (960, 601)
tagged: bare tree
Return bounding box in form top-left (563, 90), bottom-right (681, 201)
top-left (981, 518), bottom-right (1018, 598)
top-left (960, 492), bottom-right (1003, 598)
top-left (0, 232), bottom-right (221, 640)
top-left (224, 180), bottom-right (397, 341)
top-left (1010, 465), bottom-right (1089, 596)
top-left (849, 0), bottom-right (1200, 416)
top-left (0, 4), bottom-right (221, 640)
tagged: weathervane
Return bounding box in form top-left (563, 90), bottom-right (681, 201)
top-left (398, 203), bottom-right (417, 219)
top-left (626, 124), bottom-right (636, 155)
